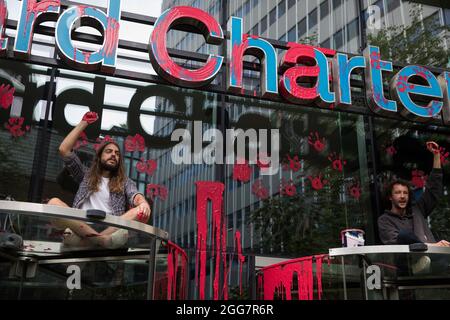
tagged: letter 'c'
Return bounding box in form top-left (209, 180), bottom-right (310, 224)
top-left (149, 6), bottom-right (224, 88)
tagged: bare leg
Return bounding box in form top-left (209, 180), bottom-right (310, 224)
top-left (100, 206), bottom-right (145, 236)
top-left (47, 198), bottom-right (101, 238)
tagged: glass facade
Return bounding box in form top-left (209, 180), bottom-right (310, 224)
top-left (1, 0), bottom-right (450, 300)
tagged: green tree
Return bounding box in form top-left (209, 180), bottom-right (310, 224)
top-left (367, 4), bottom-right (450, 68)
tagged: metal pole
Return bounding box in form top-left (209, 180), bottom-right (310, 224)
top-left (146, 237), bottom-right (157, 300)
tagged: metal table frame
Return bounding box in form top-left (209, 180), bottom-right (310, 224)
top-left (0, 201), bottom-right (170, 300)
top-left (329, 245), bottom-right (450, 300)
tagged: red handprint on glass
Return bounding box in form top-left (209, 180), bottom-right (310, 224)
top-left (308, 174), bottom-right (327, 191)
top-left (386, 145), bottom-right (397, 156)
top-left (146, 184), bottom-right (168, 201)
top-left (82, 111), bottom-right (99, 124)
top-left (439, 147), bottom-right (449, 165)
top-left (125, 133), bottom-right (146, 152)
top-left (136, 158), bottom-right (157, 176)
top-left (0, 84), bottom-right (15, 110)
top-left (257, 152), bottom-right (271, 169)
top-left (93, 135), bottom-right (115, 151)
top-left (308, 132), bottom-right (326, 153)
top-left (73, 131), bottom-right (88, 150)
top-left (5, 117), bottom-right (30, 138)
top-left (328, 152), bottom-right (347, 172)
top-left (233, 160), bottom-right (252, 183)
top-left (348, 181), bottom-right (361, 200)
top-left (282, 154), bottom-right (301, 172)
top-left (280, 179), bottom-right (297, 197)
top-left (411, 169), bottom-right (428, 189)
top-left (252, 180), bottom-right (269, 200)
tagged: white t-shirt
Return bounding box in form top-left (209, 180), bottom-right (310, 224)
top-left (80, 177), bottom-right (113, 215)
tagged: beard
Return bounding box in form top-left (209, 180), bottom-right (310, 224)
top-left (100, 158), bottom-right (119, 173)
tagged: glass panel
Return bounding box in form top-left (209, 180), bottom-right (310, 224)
top-left (0, 60), bottom-right (50, 202)
top-left (225, 95), bottom-right (373, 257)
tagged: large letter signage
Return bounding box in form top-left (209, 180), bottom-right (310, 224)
top-left (0, 2), bottom-right (449, 124)
top-left (149, 6), bottom-right (224, 88)
top-left (55, 0), bottom-right (121, 73)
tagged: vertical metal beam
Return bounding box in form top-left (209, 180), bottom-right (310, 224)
top-left (146, 237), bottom-right (157, 300)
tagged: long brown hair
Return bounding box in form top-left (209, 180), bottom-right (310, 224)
top-left (87, 141), bottom-right (126, 193)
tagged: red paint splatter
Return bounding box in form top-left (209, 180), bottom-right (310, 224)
top-left (282, 154), bottom-right (301, 172)
top-left (328, 152), bottom-right (346, 172)
top-left (413, 66), bottom-right (433, 81)
top-left (411, 169), bottom-right (428, 189)
top-left (280, 178), bottom-right (297, 197)
top-left (252, 179), bottom-right (269, 199)
top-left (4, 117), bottom-right (30, 138)
top-left (136, 158), bottom-right (157, 176)
top-left (25, 0), bottom-right (60, 35)
top-left (81, 111), bottom-right (98, 124)
top-left (370, 51), bottom-right (385, 70)
top-left (146, 184), bottom-right (168, 201)
top-left (232, 159), bottom-right (252, 182)
top-left (195, 181), bottom-right (225, 300)
top-left (150, 7), bottom-right (222, 83)
top-left (0, 84), bottom-right (15, 109)
top-left (308, 174), bottom-right (327, 191)
top-left (386, 145), bottom-right (397, 156)
top-left (125, 133), bottom-right (146, 152)
top-left (260, 255), bottom-right (327, 300)
top-left (257, 152), bottom-right (271, 169)
top-left (0, 1), bottom-right (7, 28)
top-left (439, 147), bottom-right (449, 165)
top-left (93, 135), bottom-right (115, 151)
top-left (77, 5), bottom-right (87, 16)
top-left (348, 180), bottom-right (361, 200)
top-left (397, 75), bottom-right (415, 93)
top-left (308, 132), bottom-right (326, 153)
top-left (73, 131), bottom-right (88, 150)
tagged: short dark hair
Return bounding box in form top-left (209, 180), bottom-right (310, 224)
top-left (384, 179), bottom-right (413, 211)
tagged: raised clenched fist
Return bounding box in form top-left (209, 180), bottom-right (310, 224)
top-left (82, 111), bottom-right (99, 124)
top-left (426, 141), bottom-right (439, 154)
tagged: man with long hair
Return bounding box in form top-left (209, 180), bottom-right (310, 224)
top-left (378, 141), bottom-right (449, 247)
top-left (48, 112), bottom-right (151, 248)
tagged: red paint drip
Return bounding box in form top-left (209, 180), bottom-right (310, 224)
top-left (260, 255), bottom-right (327, 300)
top-left (235, 231), bottom-right (246, 295)
top-left (0, 83), bottom-right (15, 109)
top-left (83, 51), bottom-right (92, 65)
top-left (25, 0), bottom-right (60, 35)
top-left (0, 1), bottom-right (7, 34)
top-left (195, 181), bottom-right (225, 300)
top-left (231, 34), bottom-right (249, 88)
top-left (104, 17), bottom-right (120, 58)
